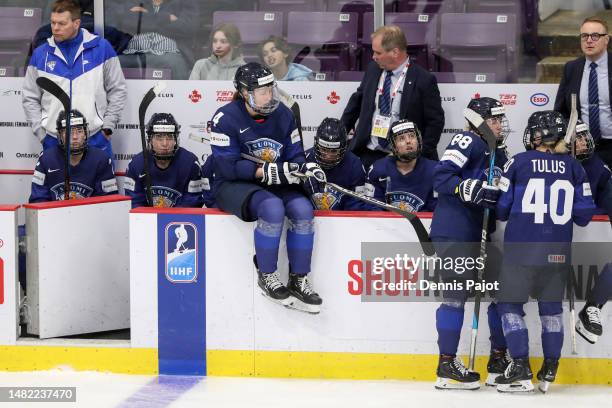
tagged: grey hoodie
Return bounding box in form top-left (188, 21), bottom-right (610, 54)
top-left (189, 55), bottom-right (246, 80)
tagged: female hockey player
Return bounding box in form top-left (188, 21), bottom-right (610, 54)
top-left (304, 117), bottom-right (369, 211)
top-left (124, 112), bottom-right (204, 208)
top-left (495, 111), bottom-right (596, 393)
top-left (365, 119), bottom-right (437, 212)
top-left (209, 62), bottom-right (325, 314)
top-left (570, 120), bottom-right (612, 345)
top-left (429, 97), bottom-right (510, 390)
top-left (29, 109), bottom-right (117, 202)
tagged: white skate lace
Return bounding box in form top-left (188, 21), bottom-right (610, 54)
top-left (263, 272), bottom-right (284, 290)
top-left (451, 358), bottom-right (469, 376)
top-left (296, 275), bottom-right (314, 295)
top-left (503, 361), bottom-right (516, 378)
top-left (586, 306), bottom-right (602, 325)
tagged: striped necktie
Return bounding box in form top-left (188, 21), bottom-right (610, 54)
top-left (588, 62), bottom-right (601, 141)
top-left (379, 70), bottom-right (393, 116)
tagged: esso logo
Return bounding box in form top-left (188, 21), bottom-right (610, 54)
top-left (530, 93), bottom-right (549, 106)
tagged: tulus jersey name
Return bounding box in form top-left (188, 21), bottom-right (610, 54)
top-left (531, 158), bottom-right (566, 174)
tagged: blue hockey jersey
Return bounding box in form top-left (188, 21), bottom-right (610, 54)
top-left (581, 155), bottom-right (612, 215)
top-left (304, 148), bottom-right (368, 210)
top-left (209, 100), bottom-right (304, 188)
top-left (124, 147), bottom-right (203, 208)
top-left (497, 150), bottom-right (595, 264)
top-left (201, 154), bottom-right (216, 208)
top-left (366, 156), bottom-right (437, 212)
top-left (430, 131), bottom-right (508, 241)
top-left (29, 146), bottom-right (117, 203)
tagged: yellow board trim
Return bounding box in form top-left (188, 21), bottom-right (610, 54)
top-left (1, 346), bottom-right (610, 385)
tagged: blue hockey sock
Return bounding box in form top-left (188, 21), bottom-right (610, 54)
top-left (539, 302), bottom-right (563, 360)
top-left (249, 192), bottom-right (285, 273)
top-left (285, 196), bottom-right (315, 275)
top-left (487, 302), bottom-right (507, 351)
top-left (436, 301), bottom-right (465, 356)
top-left (501, 310), bottom-right (529, 359)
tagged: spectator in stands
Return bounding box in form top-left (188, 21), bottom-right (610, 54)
top-left (32, 0), bottom-right (132, 54)
top-left (340, 25), bottom-right (444, 168)
top-left (22, 0), bottom-right (127, 159)
top-left (555, 16), bottom-right (612, 168)
top-left (108, 0), bottom-right (198, 80)
top-left (259, 35), bottom-right (314, 81)
top-left (190, 23), bottom-right (245, 80)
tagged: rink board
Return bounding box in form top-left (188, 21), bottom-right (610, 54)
top-left (0, 208), bottom-right (611, 385)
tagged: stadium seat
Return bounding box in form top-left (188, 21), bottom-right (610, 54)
top-left (395, 0), bottom-right (464, 13)
top-left (337, 70), bottom-right (365, 81)
top-left (287, 11), bottom-right (359, 74)
top-left (436, 13), bottom-right (517, 82)
top-left (258, 0), bottom-right (326, 13)
top-left (432, 71), bottom-right (497, 83)
top-left (122, 68), bottom-right (172, 80)
top-left (0, 65), bottom-right (15, 76)
top-left (362, 12), bottom-right (437, 71)
top-left (0, 7), bottom-right (42, 73)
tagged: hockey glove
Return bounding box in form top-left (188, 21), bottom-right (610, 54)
top-left (300, 162), bottom-right (327, 183)
top-left (261, 162), bottom-right (302, 185)
top-left (456, 179), bottom-right (500, 209)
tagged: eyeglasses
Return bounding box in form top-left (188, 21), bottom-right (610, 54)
top-left (580, 32), bottom-right (608, 41)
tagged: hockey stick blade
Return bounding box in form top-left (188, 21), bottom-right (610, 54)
top-left (326, 181), bottom-right (435, 255)
top-left (464, 107), bottom-right (497, 151)
top-left (566, 93), bottom-right (578, 156)
top-left (36, 77), bottom-right (70, 112)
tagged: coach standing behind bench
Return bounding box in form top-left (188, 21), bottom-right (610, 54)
top-left (22, 0), bottom-right (127, 160)
top-left (341, 25), bottom-right (444, 169)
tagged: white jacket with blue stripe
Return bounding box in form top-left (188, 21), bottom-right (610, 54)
top-left (22, 28), bottom-right (127, 141)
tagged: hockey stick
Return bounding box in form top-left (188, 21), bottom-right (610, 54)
top-left (464, 107), bottom-right (498, 371)
top-left (568, 93), bottom-right (579, 354)
top-left (138, 81), bottom-right (167, 206)
top-left (294, 171), bottom-right (435, 256)
top-left (36, 77), bottom-right (72, 200)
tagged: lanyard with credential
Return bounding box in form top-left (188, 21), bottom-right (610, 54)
top-left (375, 63), bottom-right (410, 113)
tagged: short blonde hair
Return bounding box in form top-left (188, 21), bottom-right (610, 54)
top-left (371, 25), bottom-right (407, 52)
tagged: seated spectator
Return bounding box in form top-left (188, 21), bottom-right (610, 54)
top-left (124, 113), bottom-right (204, 208)
top-left (190, 23), bottom-right (245, 80)
top-left (365, 120), bottom-right (437, 212)
top-left (259, 35), bottom-right (314, 81)
top-left (29, 109), bottom-right (118, 202)
top-left (109, 0), bottom-right (198, 80)
top-left (304, 118), bottom-right (369, 210)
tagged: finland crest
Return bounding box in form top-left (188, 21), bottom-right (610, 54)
top-left (311, 186), bottom-right (343, 210)
top-left (152, 186), bottom-right (182, 208)
top-left (244, 138), bottom-right (282, 163)
top-left (51, 182), bottom-right (93, 200)
top-left (482, 165), bottom-right (504, 186)
top-left (387, 191), bottom-right (424, 212)
top-left (165, 222), bottom-right (198, 283)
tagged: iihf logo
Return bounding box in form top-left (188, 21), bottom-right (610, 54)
top-left (165, 222), bottom-right (198, 283)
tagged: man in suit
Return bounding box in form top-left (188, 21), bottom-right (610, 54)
top-left (341, 25), bottom-right (444, 169)
top-left (555, 16), bottom-right (612, 167)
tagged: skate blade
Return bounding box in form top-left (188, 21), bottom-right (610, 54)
top-left (434, 377), bottom-right (480, 390)
top-left (538, 381), bottom-right (552, 394)
top-left (497, 380), bottom-right (534, 393)
top-left (576, 321), bottom-right (599, 344)
top-left (286, 298), bottom-right (321, 314)
top-left (485, 373), bottom-right (502, 386)
top-left (260, 290), bottom-right (295, 307)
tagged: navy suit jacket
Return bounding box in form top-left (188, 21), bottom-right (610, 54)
top-left (554, 54), bottom-right (612, 120)
top-left (340, 60), bottom-right (444, 160)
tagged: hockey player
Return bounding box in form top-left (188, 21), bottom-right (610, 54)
top-left (201, 154), bottom-right (216, 208)
top-left (570, 120), bottom-right (612, 344)
top-left (210, 62), bottom-right (325, 314)
top-left (29, 109), bottom-right (118, 202)
top-left (124, 113), bottom-right (204, 208)
top-left (495, 111), bottom-right (596, 393)
top-left (365, 119), bottom-right (437, 212)
top-left (429, 97), bottom-right (510, 390)
top-left (304, 117), bottom-right (368, 210)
